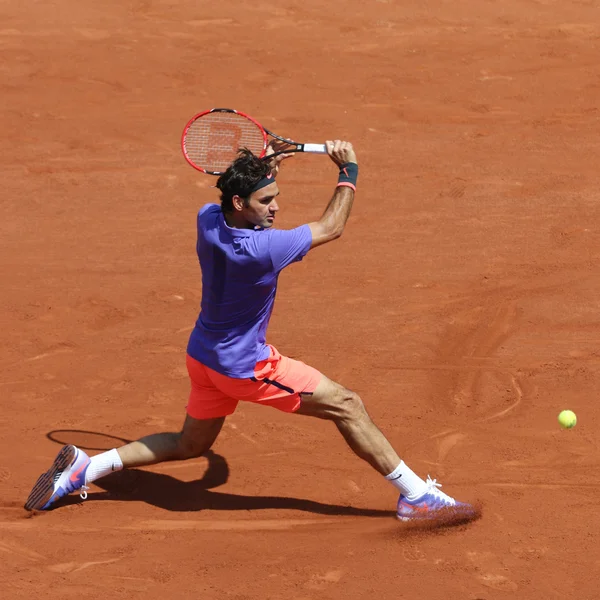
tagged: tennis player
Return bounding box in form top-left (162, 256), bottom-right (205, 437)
top-left (25, 140), bottom-right (476, 522)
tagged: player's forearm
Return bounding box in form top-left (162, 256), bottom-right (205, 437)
top-left (319, 161), bottom-right (358, 236)
top-left (319, 185), bottom-right (356, 238)
top-left (308, 153), bottom-right (358, 248)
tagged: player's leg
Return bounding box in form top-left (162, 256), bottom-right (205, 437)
top-left (296, 375), bottom-right (477, 522)
top-left (115, 414), bottom-right (225, 468)
top-left (297, 376), bottom-right (400, 475)
top-left (86, 355), bottom-right (236, 478)
top-left (81, 414), bottom-right (225, 491)
top-left (23, 414), bottom-right (225, 511)
top-left (229, 346), bottom-right (438, 515)
top-left (24, 355), bottom-right (235, 511)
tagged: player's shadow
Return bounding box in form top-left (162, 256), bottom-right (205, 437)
top-left (50, 431), bottom-right (391, 517)
top-left (65, 453), bottom-right (390, 517)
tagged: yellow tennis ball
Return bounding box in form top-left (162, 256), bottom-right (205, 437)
top-left (558, 410), bottom-right (577, 429)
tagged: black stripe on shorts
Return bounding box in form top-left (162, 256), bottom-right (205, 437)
top-left (250, 376), bottom-right (295, 395)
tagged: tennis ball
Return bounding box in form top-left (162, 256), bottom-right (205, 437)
top-left (558, 410), bottom-right (577, 429)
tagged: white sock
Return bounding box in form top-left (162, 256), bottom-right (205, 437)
top-left (85, 449), bottom-right (124, 484)
top-left (385, 461), bottom-right (428, 500)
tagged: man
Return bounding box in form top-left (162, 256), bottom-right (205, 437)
top-left (25, 140), bottom-right (476, 522)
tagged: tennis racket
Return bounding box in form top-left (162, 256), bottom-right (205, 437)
top-left (181, 108), bottom-right (327, 175)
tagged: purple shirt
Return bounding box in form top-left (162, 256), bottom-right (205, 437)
top-left (187, 203), bottom-right (312, 378)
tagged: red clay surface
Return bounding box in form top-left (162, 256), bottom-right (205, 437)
top-left (2, 1), bottom-right (600, 598)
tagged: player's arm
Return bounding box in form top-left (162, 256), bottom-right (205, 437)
top-left (308, 140), bottom-right (358, 249)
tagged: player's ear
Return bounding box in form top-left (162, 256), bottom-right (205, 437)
top-left (232, 194), bottom-right (246, 212)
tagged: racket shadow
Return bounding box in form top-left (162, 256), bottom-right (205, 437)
top-left (47, 429), bottom-right (132, 452)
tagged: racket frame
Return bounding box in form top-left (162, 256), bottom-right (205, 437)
top-left (181, 107), bottom-right (326, 175)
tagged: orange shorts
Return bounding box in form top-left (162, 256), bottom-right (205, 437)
top-left (186, 345), bottom-right (323, 419)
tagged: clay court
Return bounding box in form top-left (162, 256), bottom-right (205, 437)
top-left (2, 0), bottom-right (600, 598)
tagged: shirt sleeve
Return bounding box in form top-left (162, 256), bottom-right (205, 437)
top-left (267, 224), bottom-right (313, 272)
top-left (199, 203), bottom-right (220, 217)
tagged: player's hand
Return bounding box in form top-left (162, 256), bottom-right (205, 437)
top-left (265, 141), bottom-right (294, 177)
top-left (326, 140), bottom-right (357, 167)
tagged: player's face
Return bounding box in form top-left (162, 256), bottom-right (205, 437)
top-left (245, 182), bottom-right (280, 229)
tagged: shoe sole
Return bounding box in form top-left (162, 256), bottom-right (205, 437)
top-left (24, 445), bottom-right (76, 511)
top-left (397, 505), bottom-right (479, 524)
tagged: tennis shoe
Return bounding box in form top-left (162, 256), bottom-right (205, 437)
top-left (396, 476), bottom-right (475, 522)
top-left (24, 445), bottom-right (90, 511)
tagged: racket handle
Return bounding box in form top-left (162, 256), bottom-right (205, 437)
top-left (302, 143), bottom-right (327, 154)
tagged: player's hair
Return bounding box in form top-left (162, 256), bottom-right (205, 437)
top-left (217, 149), bottom-right (271, 212)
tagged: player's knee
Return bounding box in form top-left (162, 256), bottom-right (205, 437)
top-left (335, 389), bottom-right (365, 421)
top-left (176, 433), bottom-right (210, 460)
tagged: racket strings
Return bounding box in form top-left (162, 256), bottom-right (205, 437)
top-left (184, 112), bottom-right (266, 173)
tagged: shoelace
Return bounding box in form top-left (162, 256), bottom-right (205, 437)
top-left (425, 476), bottom-right (456, 505)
